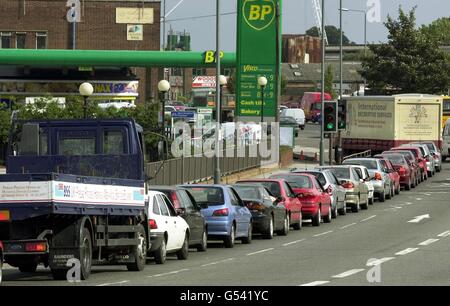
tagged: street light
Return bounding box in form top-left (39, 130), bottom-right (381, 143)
top-left (158, 79), bottom-right (171, 139)
top-left (79, 82), bottom-right (93, 119)
top-left (340, 7), bottom-right (367, 93)
top-left (258, 76), bottom-right (268, 124)
top-left (218, 75), bottom-right (227, 123)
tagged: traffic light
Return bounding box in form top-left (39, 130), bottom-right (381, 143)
top-left (323, 101), bottom-right (338, 133)
top-left (338, 99), bottom-right (347, 130)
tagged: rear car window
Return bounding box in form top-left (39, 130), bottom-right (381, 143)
top-left (323, 168), bottom-right (350, 179)
top-left (183, 187), bottom-right (225, 206)
top-left (344, 159), bottom-right (378, 170)
top-left (234, 186), bottom-right (262, 200)
top-left (271, 175), bottom-right (312, 189)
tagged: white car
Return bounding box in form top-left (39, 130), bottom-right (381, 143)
top-left (281, 108), bottom-right (306, 130)
top-left (351, 165), bottom-right (375, 205)
top-left (147, 191), bottom-right (190, 264)
top-left (443, 119), bottom-right (450, 162)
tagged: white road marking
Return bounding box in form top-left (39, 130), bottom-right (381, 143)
top-left (283, 239), bottom-right (305, 246)
top-left (299, 281), bottom-right (330, 286)
top-left (360, 215), bottom-right (377, 222)
top-left (340, 223), bottom-right (357, 229)
top-left (96, 280), bottom-right (130, 286)
top-left (151, 269), bottom-right (190, 277)
top-left (367, 257), bottom-right (395, 266)
top-left (246, 248), bottom-right (274, 256)
top-left (395, 248), bottom-right (419, 256)
top-left (437, 231), bottom-right (450, 237)
top-left (418, 239), bottom-right (439, 246)
top-left (408, 214), bottom-right (430, 223)
top-left (390, 206), bottom-right (403, 209)
top-left (313, 231), bottom-right (333, 237)
top-left (200, 258), bottom-right (234, 267)
top-left (332, 269), bottom-right (365, 278)
top-left (416, 198), bottom-right (423, 201)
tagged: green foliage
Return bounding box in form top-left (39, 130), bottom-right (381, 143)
top-left (306, 25), bottom-right (352, 45)
top-left (325, 65), bottom-right (337, 99)
top-left (420, 17), bottom-right (450, 45)
top-left (361, 8), bottom-right (450, 95)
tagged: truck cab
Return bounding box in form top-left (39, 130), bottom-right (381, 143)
top-left (7, 119), bottom-right (146, 180)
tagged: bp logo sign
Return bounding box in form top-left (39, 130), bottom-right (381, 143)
top-left (243, 0), bottom-right (276, 31)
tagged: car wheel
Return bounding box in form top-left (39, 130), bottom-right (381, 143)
top-left (338, 202), bottom-right (347, 215)
top-left (378, 189), bottom-right (386, 202)
top-left (406, 179), bottom-right (411, 191)
top-left (351, 197), bottom-right (360, 213)
top-left (277, 214), bottom-right (289, 236)
top-left (395, 184), bottom-right (400, 195)
top-left (331, 204), bottom-right (338, 219)
top-left (323, 206), bottom-right (332, 223)
top-left (154, 238), bottom-right (167, 264)
top-left (292, 213), bottom-right (302, 230)
top-left (312, 208), bottom-right (321, 226)
top-left (196, 229), bottom-right (208, 252)
top-left (176, 233), bottom-right (189, 260)
top-left (127, 224), bottom-right (147, 272)
top-left (386, 186), bottom-right (392, 200)
top-left (241, 223), bottom-right (253, 244)
top-left (264, 217), bottom-right (274, 239)
top-left (224, 224), bottom-right (235, 248)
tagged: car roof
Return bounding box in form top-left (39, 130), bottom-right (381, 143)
top-left (147, 190), bottom-right (166, 197)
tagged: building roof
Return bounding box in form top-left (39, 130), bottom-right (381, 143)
top-left (282, 62), bottom-right (363, 83)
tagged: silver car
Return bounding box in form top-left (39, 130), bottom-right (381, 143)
top-left (316, 165), bottom-right (369, 212)
top-left (418, 142), bottom-right (442, 172)
top-left (350, 165), bottom-right (375, 205)
top-left (342, 158), bottom-right (392, 203)
top-left (407, 143), bottom-right (437, 176)
top-left (291, 169), bottom-right (346, 217)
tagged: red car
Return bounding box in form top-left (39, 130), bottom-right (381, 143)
top-left (269, 174), bottom-right (332, 226)
top-left (377, 154), bottom-right (416, 191)
top-left (377, 157), bottom-right (401, 195)
top-left (236, 179), bottom-right (303, 230)
top-left (391, 147), bottom-right (428, 182)
top-left (383, 150), bottom-right (421, 187)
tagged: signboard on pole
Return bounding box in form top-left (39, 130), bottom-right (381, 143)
top-left (236, 0), bottom-right (281, 119)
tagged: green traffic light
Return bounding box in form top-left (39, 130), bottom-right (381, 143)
top-left (327, 123), bottom-right (335, 130)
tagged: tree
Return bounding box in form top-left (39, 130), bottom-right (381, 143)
top-left (421, 17), bottom-right (450, 45)
top-left (360, 8), bottom-right (450, 95)
top-left (306, 25), bottom-right (352, 45)
top-left (325, 65), bottom-right (336, 99)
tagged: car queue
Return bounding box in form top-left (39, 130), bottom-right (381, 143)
top-left (0, 142), bottom-right (444, 284)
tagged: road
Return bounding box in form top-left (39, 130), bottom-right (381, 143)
top-left (294, 123), bottom-right (332, 161)
top-left (3, 163), bottom-right (450, 286)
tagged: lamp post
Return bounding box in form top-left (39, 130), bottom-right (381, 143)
top-left (218, 75), bottom-right (227, 123)
top-left (79, 82), bottom-right (93, 119)
top-left (258, 76), bottom-right (268, 125)
top-left (214, 0), bottom-right (221, 184)
top-left (158, 80), bottom-right (171, 139)
top-left (319, 0), bottom-right (325, 166)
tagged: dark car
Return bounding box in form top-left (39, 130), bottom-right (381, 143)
top-left (233, 184), bottom-right (289, 239)
top-left (235, 179), bottom-right (303, 230)
top-left (149, 186), bottom-right (208, 252)
top-left (0, 240), bottom-right (3, 285)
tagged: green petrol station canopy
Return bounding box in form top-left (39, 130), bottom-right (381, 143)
top-left (0, 49), bottom-right (237, 68)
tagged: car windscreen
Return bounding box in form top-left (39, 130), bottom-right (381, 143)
top-left (383, 155), bottom-right (405, 165)
top-left (270, 175), bottom-right (312, 189)
top-left (322, 168), bottom-right (350, 179)
top-left (233, 185), bottom-right (263, 201)
top-left (344, 160), bottom-right (378, 170)
top-left (182, 187), bottom-right (224, 206)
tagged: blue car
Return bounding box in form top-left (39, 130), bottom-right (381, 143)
top-left (180, 185), bottom-right (253, 248)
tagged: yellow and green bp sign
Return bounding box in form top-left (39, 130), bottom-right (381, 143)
top-left (236, 0), bottom-right (281, 118)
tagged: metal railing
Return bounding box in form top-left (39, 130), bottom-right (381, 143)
top-left (342, 149), bottom-right (372, 161)
top-left (146, 143), bottom-right (261, 186)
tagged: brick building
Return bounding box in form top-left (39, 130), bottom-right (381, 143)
top-left (0, 0), bottom-right (161, 103)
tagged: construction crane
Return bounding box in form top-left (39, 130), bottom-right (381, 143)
top-left (311, 0), bottom-right (328, 45)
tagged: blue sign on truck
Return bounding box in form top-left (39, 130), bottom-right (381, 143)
top-left (171, 111), bottom-right (195, 118)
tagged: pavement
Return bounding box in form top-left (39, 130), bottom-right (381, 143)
top-left (2, 162), bottom-right (450, 286)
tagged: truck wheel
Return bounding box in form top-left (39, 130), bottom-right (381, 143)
top-left (80, 228), bottom-right (93, 280)
top-left (127, 224), bottom-right (147, 271)
top-left (18, 263), bottom-right (38, 273)
top-left (176, 233), bottom-right (189, 260)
